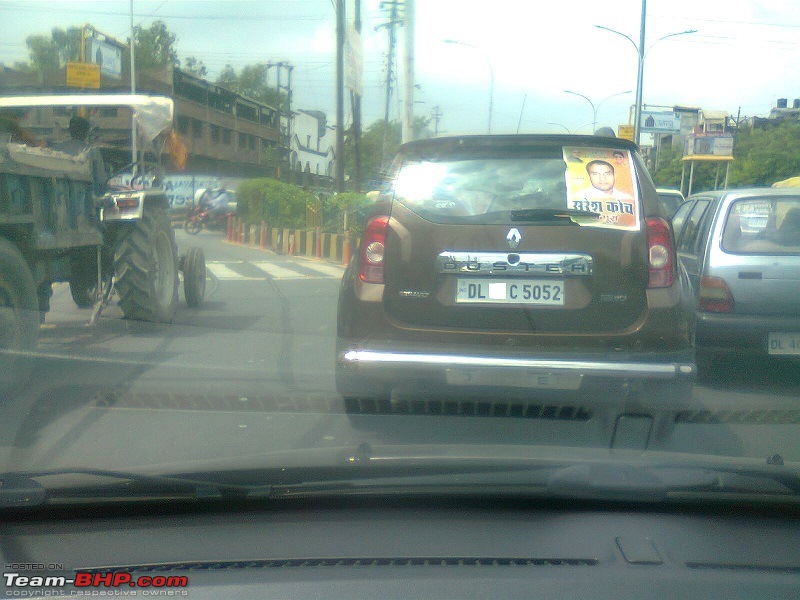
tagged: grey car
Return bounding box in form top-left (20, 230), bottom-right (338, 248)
top-left (673, 188), bottom-right (800, 368)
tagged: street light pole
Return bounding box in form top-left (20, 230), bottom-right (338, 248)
top-left (564, 89), bottom-right (632, 133)
top-left (634, 0), bottom-right (647, 147)
top-left (444, 39), bottom-right (494, 134)
top-left (595, 7), bottom-right (697, 146)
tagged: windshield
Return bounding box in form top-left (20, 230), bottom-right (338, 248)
top-left (1, 0), bottom-right (799, 519)
top-left (722, 197), bottom-right (800, 253)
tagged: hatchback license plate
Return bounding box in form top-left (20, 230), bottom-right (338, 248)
top-left (456, 279), bottom-right (565, 305)
top-left (768, 332), bottom-right (800, 355)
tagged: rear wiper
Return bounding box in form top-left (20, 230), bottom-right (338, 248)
top-left (510, 208), bottom-right (601, 222)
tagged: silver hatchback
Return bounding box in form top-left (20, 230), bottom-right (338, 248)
top-left (673, 188), bottom-right (800, 366)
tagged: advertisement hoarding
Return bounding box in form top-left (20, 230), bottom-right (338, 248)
top-left (87, 38), bottom-right (123, 79)
top-left (640, 111), bottom-right (681, 134)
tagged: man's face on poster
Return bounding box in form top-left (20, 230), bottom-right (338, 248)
top-left (588, 162), bottom-right (615, 193)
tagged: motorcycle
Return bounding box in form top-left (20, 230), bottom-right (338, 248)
top-left (183, 204), bottom-right (233, 235)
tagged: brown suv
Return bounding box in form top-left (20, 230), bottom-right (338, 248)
top-left (337, 135), bottom-right (695, 408)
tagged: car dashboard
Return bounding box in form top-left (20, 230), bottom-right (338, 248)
top-left (2, 497), bottom-right (798, 599)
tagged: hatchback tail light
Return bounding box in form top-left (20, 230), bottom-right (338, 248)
top-left (646, 217), bottom-right (675, 288)
top-left (699, 276), bottom-right (735, 313)
top-left (359, 215), bottom-right (389, 283)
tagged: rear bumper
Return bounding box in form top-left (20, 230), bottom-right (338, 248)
top-left (336, 342), bottom-right (695, 402)
top-left (697, 311), bottom-right (800, 356)
top-left (339, 348), bottom-right (694, 378)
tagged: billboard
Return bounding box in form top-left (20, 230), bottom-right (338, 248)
top-left (617, 125), bottom-right (634, 141)
top-left (640, 111), bottom-right (681, 134)
top-left (684, 134), bottom-right (734, 157)
top-left (66, 62), bottom-right (100, 89)
top-left (87, 38), bottom-right (123, 78)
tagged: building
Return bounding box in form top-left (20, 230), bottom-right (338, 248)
top-left (290, 110), bottom-right (335, 188)
top-left (1, 64), bottom-right (289, 179)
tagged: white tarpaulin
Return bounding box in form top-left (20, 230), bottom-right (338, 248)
top-left (0, 94), bottom-right (173, 144)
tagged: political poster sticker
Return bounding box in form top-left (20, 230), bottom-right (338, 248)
top-left (562, 147), bottom-right (640, 231)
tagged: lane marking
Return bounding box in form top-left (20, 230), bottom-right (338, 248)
top-left (206, 263), bottom-right (265, 281)
top-left (252, 261), bottom-right (310, 279)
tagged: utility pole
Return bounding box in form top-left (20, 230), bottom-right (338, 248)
top-left (275, 62), bottom-right (293, 152)
top-left (432, 105), bottom-right (443, 136)
top-left (129, 0), bottom-right (137, 172)
top-left (401, 0), bottom-right (415, 143)
top-left (335, 0), bottom-right (345, 193)
top-left (376, 1), bottom-right (402, 123)
top-left (375, 1), bottom-right (404, 170)
top-left (353, 0), bottom-right (362, 192)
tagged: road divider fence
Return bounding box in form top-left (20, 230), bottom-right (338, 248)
top-left (226, 217), bottom-right (359, 265)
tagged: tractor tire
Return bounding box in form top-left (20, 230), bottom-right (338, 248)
top-left (69, 248), bottom-right (99, 309)
top-left (0, 238), bottom-right (39, 395)
top-left (183, 247), bottom-right (206, 308)
top-left (114, 204), bottom-right (179, 323)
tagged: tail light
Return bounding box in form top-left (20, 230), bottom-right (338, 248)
top-left (646, 217), bottom-right (675, 288)
top-left (699, 276), bottom-right (734, 313)
top-left (359, 216), bottom-right (389, 283)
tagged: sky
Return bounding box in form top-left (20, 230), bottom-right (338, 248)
top-left (1, 0), bottom-right (799, 136)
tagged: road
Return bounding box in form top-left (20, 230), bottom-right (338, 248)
top-left (39, 228), bottom-right (345, 395)
top-left (2, 229), bottom-right (799, 472)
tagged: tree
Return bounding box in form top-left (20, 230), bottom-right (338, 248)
top-left (183, 56), bottom-right (207, 78)
top-left (344, 117), bottom-right (431, 188)
top-left (134, 20), bottom-right (178, 70)
top-left (215, 63), bottom-right (284, 108)
top-left (22, 35), bottom-right (60, 77)
top-left (729, 121), bottom-right (800, 187)
top-left (51, 26), bottom-right (82, 64)
top-left (16, 26), bottom-right (81, 80)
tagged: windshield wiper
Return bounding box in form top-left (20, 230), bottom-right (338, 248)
top-left (4, 451), bottom-right (799, 508)
top-left (509, 208), bottom-right (601, 222)
top-left (0, 468), bottom-right (269, 508)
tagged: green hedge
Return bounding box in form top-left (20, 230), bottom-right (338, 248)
top-left (237, 178), bottom-right (318, 228)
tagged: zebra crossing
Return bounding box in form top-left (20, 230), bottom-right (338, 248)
top-left (205, 259), bottom-right (346, 282)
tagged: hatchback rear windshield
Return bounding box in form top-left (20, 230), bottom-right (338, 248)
top-left (390, 146), bottom-right (641, 230)
top-left (722, 197), bottom-right (800, 254)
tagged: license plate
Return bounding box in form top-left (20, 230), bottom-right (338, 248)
top-left (768, 332), bottom-right (800, 355)
top-left (456, 279), bottom-right (565, 305)
top-left (446, 369), bottom-right (583, 390)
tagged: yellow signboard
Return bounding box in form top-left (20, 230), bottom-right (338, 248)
top-left (66, 62), bottom-right (101, 89)
top-left (617, 125), bottom-right (634, 141)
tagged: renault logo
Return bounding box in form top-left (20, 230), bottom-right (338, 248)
top-left (506, 228), bottom-right (521, 249)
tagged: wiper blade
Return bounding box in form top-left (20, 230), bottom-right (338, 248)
top-left (0, 467), bottom-right (269, 508)
top-left (5, 450), bottom-right (799, 508)
top-left (509, 208), bottom-right (601, 223)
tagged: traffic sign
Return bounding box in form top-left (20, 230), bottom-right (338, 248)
top-left (618, 125), bottom-right (634, 141)
top-left (66, 62), bottom-right (101, 89)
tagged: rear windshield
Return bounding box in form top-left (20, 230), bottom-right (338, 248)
top-left (391, 146), bottom-right (641, 230)
top-left (722, 197), bottom-right (800, 254)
